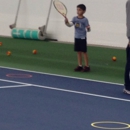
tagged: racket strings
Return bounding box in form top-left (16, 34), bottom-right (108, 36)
top-left (54, 1), bottom-right (67, 15)
top-left (56, 4), bottom-right (64, 11)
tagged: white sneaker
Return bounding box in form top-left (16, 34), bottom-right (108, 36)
top-left (123, 88), bottom-right (130, 95)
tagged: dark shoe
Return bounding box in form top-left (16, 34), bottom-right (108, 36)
top-left (82, 66), bottom-right (90, 72)
top-left (123, 88), bottom-right (130, 95)
top-left (74, 66), bottom-right (83, 72)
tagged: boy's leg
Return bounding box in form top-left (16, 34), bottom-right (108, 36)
top-left (77, 38), bottom-right (90, 72)
top-left (77, 52), bottom-right (82, 66)
top-left (82, 52), bottom-right (90, 72)
top-left (74, 51), bottom-right (83, 71)
top-left (83, 52), bottom-right (89, 67)
top-left (74, 38), bottom-right (83, 71)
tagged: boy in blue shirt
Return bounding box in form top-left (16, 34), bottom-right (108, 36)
top-left (65, 4), bottom-right (91, 72)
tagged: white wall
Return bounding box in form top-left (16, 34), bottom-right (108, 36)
top-left (0, 0), bottom-right (128, 48)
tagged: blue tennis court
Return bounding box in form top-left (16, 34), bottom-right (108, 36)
top-left (0, 66), bottom-right (130, 130)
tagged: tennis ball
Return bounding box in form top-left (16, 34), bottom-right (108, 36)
top-left (6, 51), bottom-right (11, 56)
top-left (0, 42), bottom-right (2, 46)
top-left (32, 50), bottom-right (37, 54)
top-left (112, 56), bottom-right (117, 61)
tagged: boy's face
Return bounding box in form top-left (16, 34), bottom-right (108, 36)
top-left (77, 7), bottom-right (85, 16)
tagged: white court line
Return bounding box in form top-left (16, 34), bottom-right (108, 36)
top-left (0, 84), bottom-right (31, 89)
top-left (0, 78), bottom-right (129, 102)
top-left (0, 79), bottom-right (31, 85)
top-left (0, 66), bottom-right (123, 86)
top-left (32, 84), bottom-right (130, 103)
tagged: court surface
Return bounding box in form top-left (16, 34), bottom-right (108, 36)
top-left (0, 66), bottom-right (130, 130)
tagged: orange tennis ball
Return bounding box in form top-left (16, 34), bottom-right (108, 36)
top-left (32, 50), bottom-right (37, 54)
top-left (0, 42), bottom-right (2, 46)
top-left (112, 56), bottom-right (117, 61)
top-left (6, 51), bottom-right (11, 56)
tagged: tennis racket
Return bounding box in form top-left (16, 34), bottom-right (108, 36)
top-left (53, 0), bottom-right (67, 18)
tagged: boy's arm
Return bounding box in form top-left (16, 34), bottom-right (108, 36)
top-left (85, 18), bottom-right (91, 32)
top-left (65, 17), bottom-right (74, 27)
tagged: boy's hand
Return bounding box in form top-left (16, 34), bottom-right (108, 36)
top-left (65, 17), bottom-right (69, 24)
top-left (87, 26), bottom-right (91, 32)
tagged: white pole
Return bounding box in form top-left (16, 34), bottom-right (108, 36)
top-left (43, 0), bottom-right (53, 34)
top-left (10, 0), bottom-right (22, 29)
top-left (14, 0), bottom-right (22, 24)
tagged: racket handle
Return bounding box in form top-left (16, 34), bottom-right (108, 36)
top-left (64, 17), bottom-right (69, 24)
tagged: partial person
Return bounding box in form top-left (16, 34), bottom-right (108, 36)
top-left (123, 0), bottom-right (130, 94)
top-left (65, 4), bottom-right (91, 72)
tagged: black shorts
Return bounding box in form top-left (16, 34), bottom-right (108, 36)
top-left (74, 38), bottom-right (87, 52)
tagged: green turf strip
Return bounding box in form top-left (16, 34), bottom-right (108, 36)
top-left (0, 37), bottom-right (126, 84)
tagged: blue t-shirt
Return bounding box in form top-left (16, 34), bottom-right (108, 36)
top-left (72, 16), bottom-right (89, 39)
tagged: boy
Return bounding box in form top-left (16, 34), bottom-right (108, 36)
top-left (123, 0), bottom-right (130, 94)
top-left (65, 4), bottom-right (91, 72)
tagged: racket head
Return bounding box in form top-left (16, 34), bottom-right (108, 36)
top-left (53, 0), bottom-right (67, 18)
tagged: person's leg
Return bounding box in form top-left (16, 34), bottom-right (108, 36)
top-left (83, 52), bottom-right (89, 67)
top-left (77, 52), bottom-right (82, 66)
top-left (82, 52), bottom-right (90, 72)
top-left (74, 39), bottom-right (83, 71)
top-left (124, 45), bottom-right (130, 92)
top-left (74, 52), bottom-right (83, 71)
top-left (79, 38), bottom-right (90, 72)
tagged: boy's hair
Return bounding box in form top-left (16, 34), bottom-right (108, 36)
top-left (77, 4), bottom-right (86, 11)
